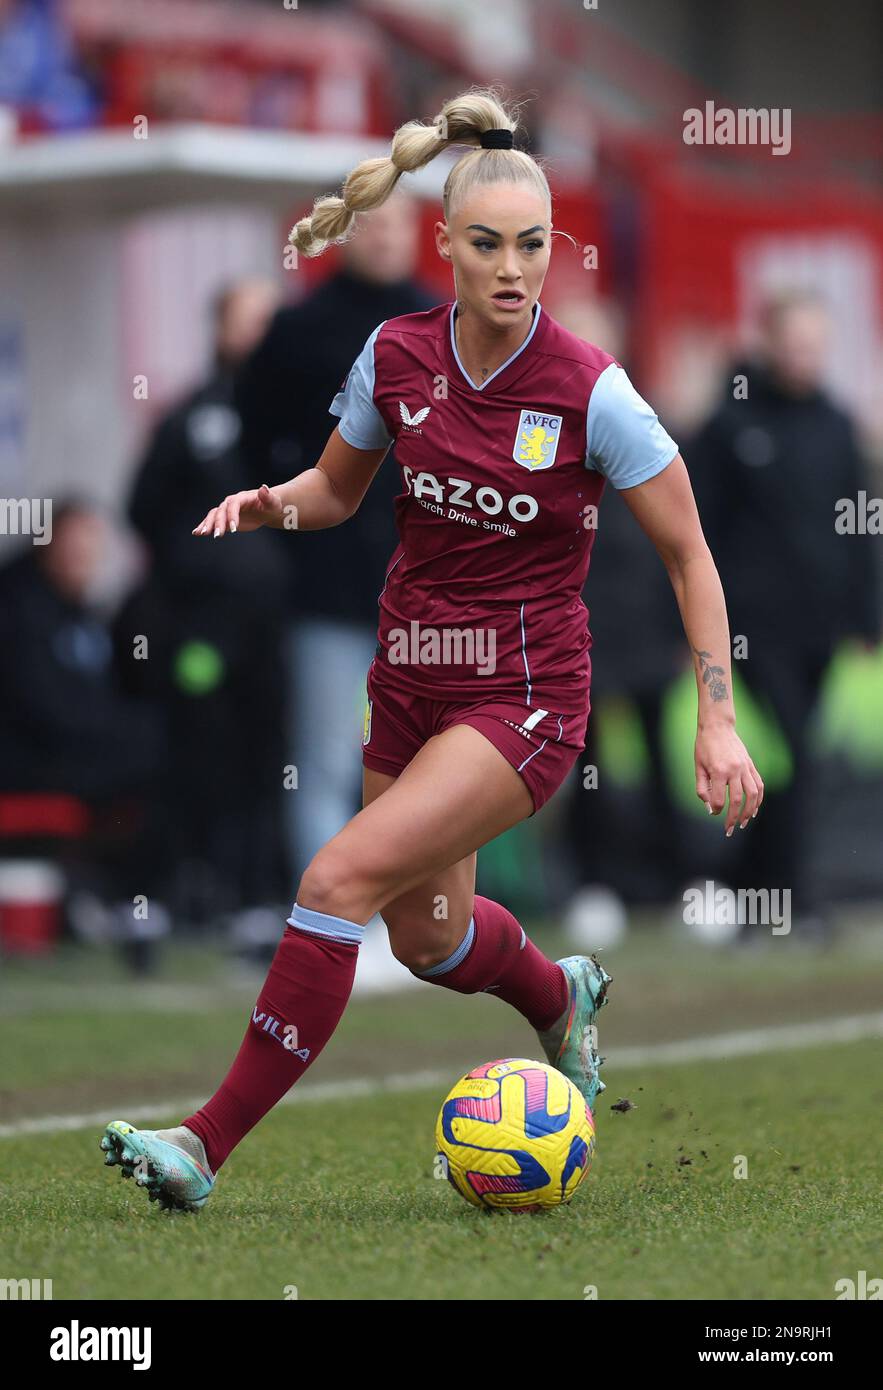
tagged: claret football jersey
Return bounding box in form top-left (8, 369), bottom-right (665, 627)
top-left (329, 301), bottom-right (678, 713)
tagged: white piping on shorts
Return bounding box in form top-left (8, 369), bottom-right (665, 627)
top-left (517, 714), bottom-right (564, 773)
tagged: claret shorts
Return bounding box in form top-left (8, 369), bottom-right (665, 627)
top-left (361, 658), bottom-right (590, 814)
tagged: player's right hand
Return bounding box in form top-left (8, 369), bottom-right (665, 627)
top-left (192, 484), bottom-right (283, 537)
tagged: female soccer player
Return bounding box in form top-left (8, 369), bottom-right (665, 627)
top-left (100, 91), bottom-right (763, 1211)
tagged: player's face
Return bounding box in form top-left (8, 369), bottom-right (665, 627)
top-left (436, 182), bottom-right (551, 329)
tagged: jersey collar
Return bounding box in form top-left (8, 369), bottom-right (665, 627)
top-left (447, 299), bottom-right (545, 393)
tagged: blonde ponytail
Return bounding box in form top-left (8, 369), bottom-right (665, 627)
top-left (289, 88), bottom-right (551, 259)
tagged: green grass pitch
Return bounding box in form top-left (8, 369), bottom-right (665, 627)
top-left (1, 925), bottom-right (881, 1301)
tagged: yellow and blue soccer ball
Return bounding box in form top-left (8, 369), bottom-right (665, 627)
top-left (435, 1058), bottom-right (596, 1212)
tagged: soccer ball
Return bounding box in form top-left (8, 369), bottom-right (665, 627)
top-left (435, 1058), bottom-right (595, 1212)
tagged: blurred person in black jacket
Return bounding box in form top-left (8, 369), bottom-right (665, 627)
top-left (0, 500), bottom-right (160, 800)
top-left (549, 298), bottom-right (685, 910)
top-left (568, 484), bottom-right (685, 902)
top-left (130, 279), bottom-right (285, 605)
top-left (688, 288), bottom-right (881, 937)
top-left (126, 279), bottom-right (291, 919)
top-left (0, 501), bottom-right (165, 960)
top-left (236, 192), bottom-right (435, 875)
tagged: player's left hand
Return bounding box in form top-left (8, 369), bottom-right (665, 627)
top-left (695, 724), bottom-right (764, 836)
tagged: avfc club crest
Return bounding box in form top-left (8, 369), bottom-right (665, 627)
top-left (513, 410), bottom-right (563, 471)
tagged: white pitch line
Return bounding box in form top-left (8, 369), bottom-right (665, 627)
top-left (1, 1011), bottom-right (882, 1140)
top-left (611, 1010), bottom-right (883, 1066)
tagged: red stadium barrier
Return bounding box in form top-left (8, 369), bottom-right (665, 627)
top-left (0, 793), bottom-right (93, 839)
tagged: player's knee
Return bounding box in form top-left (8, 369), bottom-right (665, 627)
top-left (387, 931), bottom-right (435, 972)
top-left (385, 911), bottom-right (471, 974)
top-left (297, 846), bottom-right (378, 925)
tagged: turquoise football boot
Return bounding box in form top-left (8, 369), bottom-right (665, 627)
top-left (536, 954), bottom-right (612, 1113)
top-left (100, 1120), bottom-right (215, 1212)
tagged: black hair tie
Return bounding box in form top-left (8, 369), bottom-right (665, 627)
top-left (479, 128), bottom-right (514, 150)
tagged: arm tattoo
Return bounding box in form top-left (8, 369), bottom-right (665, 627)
top-left (694, 648), bottom-right (729, 702)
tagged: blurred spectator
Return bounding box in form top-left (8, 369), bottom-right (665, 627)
top-left (0, 500), bottom-right (159, 800)
top-left (237, 192), bottom-right (436, 873)
top-left (0, 0), bottom-right (99, 131)
top-left (125, 278), bottom-right (290, 921)
top-left (549, 297), bottom-right (686, 907)
top-left (130, 279), bottom-right (285, 604)
top-left (0, 500), bottom-right (165, 965)
top-left (688, 288), bottom-right (881, 937)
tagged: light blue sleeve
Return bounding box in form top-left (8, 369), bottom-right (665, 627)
top-left (328, 322), bottom-right (393, 450)
top-left (585, 363), bottom-right (678, 488)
